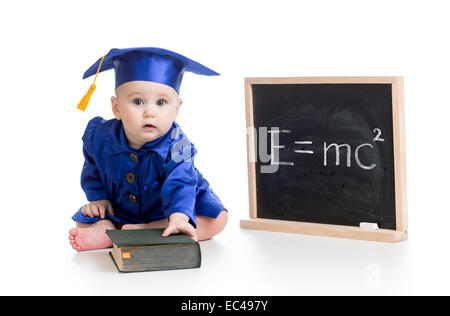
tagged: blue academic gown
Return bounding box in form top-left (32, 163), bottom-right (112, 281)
top-left (72, 116), bottom-right (226, 228)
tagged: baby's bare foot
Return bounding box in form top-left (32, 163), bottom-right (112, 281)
top-left (69, 227), bottom-right (113, 251)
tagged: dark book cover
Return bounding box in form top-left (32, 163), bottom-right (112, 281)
top-left (106, 228), bottom-right (201, 273)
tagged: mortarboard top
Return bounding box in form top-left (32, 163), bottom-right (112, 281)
top-left (77, 47), bottom-right (219, 111)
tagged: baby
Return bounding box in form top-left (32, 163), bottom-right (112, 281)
top-left (69, 47), bottom-right (228, 251)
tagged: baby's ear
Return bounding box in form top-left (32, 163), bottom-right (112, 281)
top-left (111, 96), bottom-right (121, 119)
top-left (175, 98), bottom-right (183, 116)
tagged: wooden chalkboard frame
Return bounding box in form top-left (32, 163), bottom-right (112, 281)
top-left (240, 77), bottom-right (407, 242)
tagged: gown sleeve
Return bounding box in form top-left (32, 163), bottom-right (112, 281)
top-left (80, 117), bottom-right (109, 202)
top-left (160, 140), bottom-right (199, 228)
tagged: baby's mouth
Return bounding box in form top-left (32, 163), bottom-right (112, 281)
top-left (143, 123), bottom-right (156, 129)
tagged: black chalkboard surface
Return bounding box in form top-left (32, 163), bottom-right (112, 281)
top-left (241, 77), bottom-right (407, 242)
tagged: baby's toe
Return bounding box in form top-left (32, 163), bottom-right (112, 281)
top-left (69, 228), bottom-right (79, 237)
top-left (69, 230), bottom-right (81, 251)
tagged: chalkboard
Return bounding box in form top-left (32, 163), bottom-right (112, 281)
top-left (241, 77), bottom-right (407, 242)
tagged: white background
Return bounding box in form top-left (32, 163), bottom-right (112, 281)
top-left (0, 0), bottom-right (449, 295)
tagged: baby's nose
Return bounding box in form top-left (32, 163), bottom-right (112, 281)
top-left (143, 106), bottom-right (156, 117)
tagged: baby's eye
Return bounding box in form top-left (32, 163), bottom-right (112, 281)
top-left (133, 98), bottom-right (144, 106)
top-left (156, 98), bottom-right (167, 106)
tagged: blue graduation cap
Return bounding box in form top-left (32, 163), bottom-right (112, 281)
top-left (77, 47), bottom-right (219, 111)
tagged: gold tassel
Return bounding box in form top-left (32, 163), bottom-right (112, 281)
top-left (76, 53), bottom-right (107, 111)
top-left (77, 84), bottom-right (96, 112)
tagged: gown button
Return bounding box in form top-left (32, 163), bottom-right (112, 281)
top-left (130, 153), bottom-right (138, 163)
top-left (129, 193), bottom-right (137, 204)
top-left (126, 172), bottom-right (136, 184)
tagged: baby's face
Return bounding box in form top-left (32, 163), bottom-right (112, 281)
top-left (111, 81), bottom-right (182, 149)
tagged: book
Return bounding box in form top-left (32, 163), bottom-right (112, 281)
top-left (106, 228), bottom-right (201, 272)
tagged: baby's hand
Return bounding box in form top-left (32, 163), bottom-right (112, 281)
top-left (162, 213), bottom-right (198, 241)
top-left (82, 199), bottom-right (114, 219)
